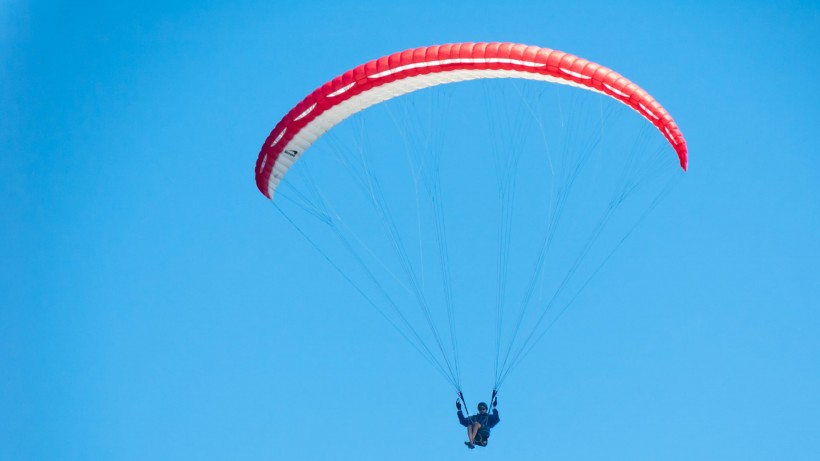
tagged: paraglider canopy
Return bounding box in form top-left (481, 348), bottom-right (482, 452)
top-left (255, 42), bottom-right (687, 200)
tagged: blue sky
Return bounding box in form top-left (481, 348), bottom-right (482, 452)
top-left (3, 1), bottom-right (819, 460)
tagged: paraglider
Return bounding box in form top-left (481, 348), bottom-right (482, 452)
top-left (254, 42), bottom-right (687, 447)
top-left (457, 396), bottom-right (500, 449)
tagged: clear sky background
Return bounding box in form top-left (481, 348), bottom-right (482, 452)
top-left (3, 1), bottom-right (819, 460)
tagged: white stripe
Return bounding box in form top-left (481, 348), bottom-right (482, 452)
top-left (328, 82), bottom-right (356, 97)
top-left (368, 58), bottom-right (546, 79)
top-left (294, 103), bottom-right (317, 121)
top-left (665, 126), bottom-right (677, 145)
top-left (603, 82), bottom-right (628, 98)
top-left (270, 128), bottom-right (286, 147)
top-left (267, 68), bottom-right (602, 198)
top-left (558, 67), bottom-right (591, 79)
top-left (639, 102), bottom-right (659, 119)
